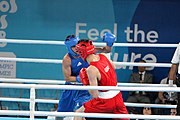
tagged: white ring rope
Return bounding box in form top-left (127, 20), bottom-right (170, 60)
top-left (0, 57), bottom-right (62, 64)
top-left (0, 110), bottom-right (179, 119)
top-left (0, 78), bottom-right (177, 109)
top-left (0, 78), bottom-right (66, 84)
top-left (113, 61), bottom-right (171, 67)
top-left (0, 83), bottom-right (178, 109)
top-left (0, 83), bottom-right (178, 92)
top-left (0, 57), bottom-right (172, 67)
top-left (0, 82), bottom-right (177, 119)
top-left (0, 78), bottom-right (175, 87)
top-left (0, 39), bottom-right (178, 119)
top-left (0, 38), bottom-right (178, 47)
top-left (0, 97), bottom-right (176, 109)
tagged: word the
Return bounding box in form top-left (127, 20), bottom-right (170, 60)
top-left (125, 24), bottom-right (158, 43)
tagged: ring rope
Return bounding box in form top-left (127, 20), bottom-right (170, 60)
top-left (30, 87), bottom-right (35, 120)
top-left (0, 83), bottom-right (178, 119)
top-left (0, 57), bottom-right (62, 64)
top-left (0, 57), bottom-right (172, 67)
top-left (0, 39), bottom-right (178, 47)
top-left (0, 83), bottom-right (178, 92)
top-left (0, 97), bottom-right (176, 108)
top-left (0, 78), bottom-right (176, 87)
top-left (0, 39), bottom-right (178, 119)
top-left (0, 110), bottom-right (179, 119)
top-left (0, 83), bottom-right (178, 109)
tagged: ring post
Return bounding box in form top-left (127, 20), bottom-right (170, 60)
top-left (30, 85), bottom-right (36, 120)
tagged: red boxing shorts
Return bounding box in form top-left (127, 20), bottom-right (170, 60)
top-left (84, 92), bottom-right (129, 120)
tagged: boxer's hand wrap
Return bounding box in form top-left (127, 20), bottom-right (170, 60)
top-left (80, 68), bottom-right (89, 85)
top-left (76, 75), bottom-right (81, 83)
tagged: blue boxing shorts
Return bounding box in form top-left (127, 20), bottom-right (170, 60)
top-left (57, 83), bottom-right (91, 112)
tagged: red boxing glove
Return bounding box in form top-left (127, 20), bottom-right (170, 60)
top-left (80, 68), bottom-right (89, 85)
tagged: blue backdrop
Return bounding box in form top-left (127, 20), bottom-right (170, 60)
top-left (0, 0), bottom-right (179, 110)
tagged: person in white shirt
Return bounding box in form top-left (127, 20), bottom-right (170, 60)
top-left (169, 42), bottom-right (180, 115)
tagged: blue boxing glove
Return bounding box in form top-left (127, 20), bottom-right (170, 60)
top-left (103, 32), bottom-right (116, 47)
top-left (76, 75), bottom-right (81, 83)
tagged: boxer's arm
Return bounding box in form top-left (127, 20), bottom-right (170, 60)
top-left (95, 32), bottom-right (116, 53)
top-left (95, 46), bottom-right (112, 53)
top-left (109, 58), bottom-right (116, 69)
top-left (86, 66), bottom-right (99, 98)
top-left (62, 54), bottom-right (76, 82)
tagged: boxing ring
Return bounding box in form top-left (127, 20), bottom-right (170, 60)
top-left (0, 39), bottom-right (179, 120)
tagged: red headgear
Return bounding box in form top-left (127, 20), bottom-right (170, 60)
top-left (76, 40), bottom-right (95, 61)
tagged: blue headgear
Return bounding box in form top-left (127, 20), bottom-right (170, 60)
top-left (64, 35), bottom-right (80, 56)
